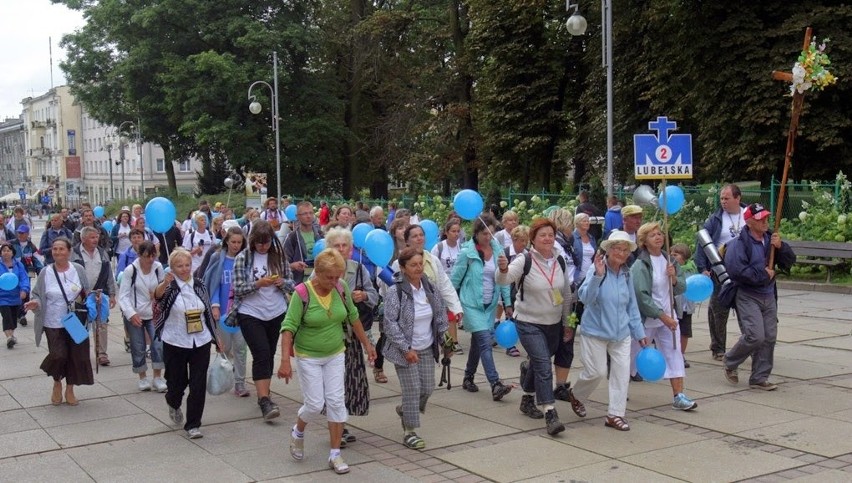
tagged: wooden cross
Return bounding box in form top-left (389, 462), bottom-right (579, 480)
top-left (768, 27), bottom-right (813, 267)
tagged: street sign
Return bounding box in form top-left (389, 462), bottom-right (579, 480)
top-left (18, 188), bottom-right (25, 201)
top-left (48, 187), bottom-right (55, 196)
top-left (633, 116), bottom-right (693, 180)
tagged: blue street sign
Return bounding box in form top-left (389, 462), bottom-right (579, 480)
top-left (633, 116), bottom-right (693, 180)
top-left (18, 188), bottom-right (25, 201)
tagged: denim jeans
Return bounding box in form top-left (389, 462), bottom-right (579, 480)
top-left (123, 317), bottom-right (163, 374)
top-left (515, 320), bottom-right (561, 406)
top-left (464, 329), bottom-right (501, 386)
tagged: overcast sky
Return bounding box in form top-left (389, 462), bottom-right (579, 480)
top-left (0, 0), bottom-right (86, 120)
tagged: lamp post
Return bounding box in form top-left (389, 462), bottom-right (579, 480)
top-left (115, 121), bottom-right (137, 201)
top-left (104, 130), bottom-right (116, 201)
top-left (566, 1), bottom-right (613, 198)
top-left (247, 51), bottom-right (282, 199)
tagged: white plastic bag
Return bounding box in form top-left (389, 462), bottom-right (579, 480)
top-left (206, 353), bottom-right (235, 396)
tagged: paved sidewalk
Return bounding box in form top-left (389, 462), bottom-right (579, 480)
top-left (0, 288), bottom-right (851, 482)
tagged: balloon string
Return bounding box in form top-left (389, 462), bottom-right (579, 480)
top-left (478, 215), bottom-right (495, 236)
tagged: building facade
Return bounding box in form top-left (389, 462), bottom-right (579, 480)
top-left (0, 118), bottom-right (27, 201)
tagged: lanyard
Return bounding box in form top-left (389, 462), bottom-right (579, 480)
top-left (531, 256), bottom-right (558, 288)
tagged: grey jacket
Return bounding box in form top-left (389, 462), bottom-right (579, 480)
top-left (382, 274), bottom-right (449, 366)
top-left (31, 263), bottom-right (91, 347)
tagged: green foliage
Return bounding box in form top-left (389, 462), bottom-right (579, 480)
top-left (780, 172), bottom-right (852, 242)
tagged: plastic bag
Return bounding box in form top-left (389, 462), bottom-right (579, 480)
top-left (206, 353), bottom-right (235, 396)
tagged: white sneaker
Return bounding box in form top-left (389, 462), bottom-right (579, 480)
top-left (152, 377), bottom-right (167, 393)
top-left (138, 378), bottom-right (152, 392)
top-left (186, 427), bottom-right (203, 439)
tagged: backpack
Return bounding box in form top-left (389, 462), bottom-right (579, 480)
top-left (128, 263), bottom-right (163, 320)
top-left (518, 253), bottom-right (567, 301)
top-left (293, 281), bottom-right (351, 340)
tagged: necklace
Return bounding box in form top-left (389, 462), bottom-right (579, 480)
top-left (727, 209), bottom-right (742, 237)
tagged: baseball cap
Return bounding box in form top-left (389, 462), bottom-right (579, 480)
top-left (621, 205), bottom-right (643, 217)
top-left (222, 220), bottom-right (240, 231)
top-left (16, 225), bottom-right (30, 234)
top-left (744, 203), bottom-right (770, 221)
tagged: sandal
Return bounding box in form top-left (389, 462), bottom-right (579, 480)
top-left (373, 368), bottom-right (388, 384)
top-left (403, 432), bottom-right (425, 449)
top-left (604, 415), bottom-right (630, 431)
top-left (505, 346), bottom-right (521, 357)
top-left (567, 388), bottom-right (587, 418)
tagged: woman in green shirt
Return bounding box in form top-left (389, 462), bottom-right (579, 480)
top-left (278, 249), bottom-right (376, 475)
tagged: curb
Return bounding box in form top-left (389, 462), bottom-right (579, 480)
top-left (777, 280), bottom-right (852, 294)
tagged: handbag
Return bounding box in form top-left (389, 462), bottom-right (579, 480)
top-left (53, 266), bottom-right (90, 344)
top-left (717, 280), bottom-right (739, 311)
top-left (206, 353), bottom-right (235, 396)
top-left (353, 264), bottom-right (376, 331)
top-left (343, 327), bottom-right (370, 416)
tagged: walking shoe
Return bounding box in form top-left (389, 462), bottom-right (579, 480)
top-left (453, 343), bottom-right (464, 355)
top-left (462, 377), bottom-right (479, 393)
top-left (630, 373), bottom-right (644, 382)
top-left (712, 352), bottom-right (724, 361)
top-left (553, 383), bottom-right (570, 402)
top-left (258, 397), bottom-right (280, 420)
top-left (233, 382), bottom-right (250, 397)
top-left (491, 381), bottom-right (512, 401)
top-left (138, 378), bottom-right (152, 392)
top-left (684, 360), bottom-right (691, 368)
top-left (724, 367), bottom-right (739, 385)
top-left (567, 387), bottom-right (587, 418)
top-left (328, 454), bottom-right (350, 474)
top-left (545, 408), bottom-right (565, 436)
top-left (153, 377), bottom-right (168, 393)
top-left (6, 337), bottom-right (16, 349)
top-left (342, 428), bottom-right (356, 443)
top-left (169, 405), bottom-right (184, 425)
top-left (186, 427), bottom-right (203, 439)
top-left (519, 395), bottom-right (544, 419)
top-left (18, 316), bottom-right (27, 327)
top-left (290, 433), bottom-right (304, 460)
top-left (672, 393), bottom-right (698, 411)
top-left (749, 381), bottom-right (778, 391)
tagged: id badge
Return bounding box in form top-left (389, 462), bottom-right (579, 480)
top-left (185, 308), bottom-right (204, 334)
top-left (551, 288), bottom-right (564, 306)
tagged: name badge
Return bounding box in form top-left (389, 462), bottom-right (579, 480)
top-left (551, 288), bottom-right (564, 307)
top-left (185, 308), bottom-right (204, 334)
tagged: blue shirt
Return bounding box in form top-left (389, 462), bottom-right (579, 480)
top-left (213, 256), bottom-right (235, 312)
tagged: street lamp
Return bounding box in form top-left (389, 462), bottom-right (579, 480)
top-left (103, 130), bottom-right (116, 201)
top-left (247, 51), bottom-right (282, 199)
top-left (566, 1), bottom-right (613, 198)
top-left (115, 121), bottom-right (137, 201)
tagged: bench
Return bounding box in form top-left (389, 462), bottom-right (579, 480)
top-left (786, 240), bottom-right (852, 282)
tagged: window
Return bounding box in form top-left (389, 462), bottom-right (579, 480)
top-left (156, 158), bottom-right (165, 173)
top-left (178, 158), bottom-right (191, 172)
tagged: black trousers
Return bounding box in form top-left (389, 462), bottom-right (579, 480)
top-left (164, 341), bottom-right (211, 431)
top-left (238, 313), bottom-right (282, 381)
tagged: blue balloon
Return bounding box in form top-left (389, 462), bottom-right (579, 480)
top-left (658, 185), bottom-right (685, 215)
top-left (93, 206), bottom-right (105, 218)
top-left (685, 274), bottom-right (713, 302)
top-left (312, 239), bottom-right (326, 259)
top-left (219, 315), bottom-right (240, 334)
top-left (0, 272), bottom-right (18, 291)
top-left (494, 320), bottom-right (519, 348)
top-left (636, 347), bottom-right (666, 382)
top-left (285, 204), bottom-right (297, 222)
top-left (453, 189), bottom-right (484, 221)
top-left (365, 230), bottom-right (394, 267)
top-left (145, 197), bottom-right (177, 234)
top-left (420, 220), bottom-right (439, 251)
top-left (352, 223), bottom-right (372, 249)
top-left (102, 220), bottom-right (114, 233)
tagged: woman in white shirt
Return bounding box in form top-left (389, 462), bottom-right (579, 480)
top-left (153, 248), bottom-right (220, 439)
top-left (182, 213), bottom-right (213, 272)
top-left (25, 237), bottom-right (92, 406)
top-left (430, 219), bottom-right (462, 274)
top-left (119, 241), bottom-right (166, 392)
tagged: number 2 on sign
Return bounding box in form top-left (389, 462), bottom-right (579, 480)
top-left (655, 145), bottom-right (672, 164)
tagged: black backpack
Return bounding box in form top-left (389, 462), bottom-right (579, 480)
top-left (517, 253), bottom-right (567, 302)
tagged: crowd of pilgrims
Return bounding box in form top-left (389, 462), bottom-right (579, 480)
top-left (5, 194), bottom-right (706, 475)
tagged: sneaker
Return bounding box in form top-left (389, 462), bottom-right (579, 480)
top-left (545, 408), bottom-right (565, 436)
top-left (138, 378), bottom-right (152, 392)
top-left (152, 377), bottom-right (168, 393)
top-left (6, 337), bottom-right (15, 349)
top-left (290, 433), bottom-right (304, 460)
top-left (491, 381), bottom-right (512, 401)
top-left (684, 360), bottom-right (691, 368)
top-left (724, 367), bottom-right (739, 385)
top-left (339, 436), bottom-right (348, 448)
top-left (672, 393), bottom-right (698, 411)
top-left (462, 377), bottom-right (479, 393)
top-left (233, 382), bottom-right (250, 397)
top-left (342, 428), bottom-right (356, 443)
top-left (519, 394), bottom-right (544, 419)
top-left (553, 383), bottom-right (570, 402)
top-left (453, 343), bottom-right (464, 355)
top-left (18, 316), bottom-right (27, 327)
top-left (186, 427), bottom-right (203, 439)
top-left (328, 454), bottom-right (350, 474)
top-left (749, 381), bottom-right (778, 391)
top-left (258, 396), bottom-right (280, 420)
top-left (712, 353), bottom-right (725, 361)
top-left (630, 373), bottom-right (644, 382)
top-left (169, 405), bottom-right (184, 425)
